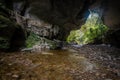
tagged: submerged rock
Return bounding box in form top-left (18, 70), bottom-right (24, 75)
top-left (12, 74), bottom-right (19, 78)
top-left (21, 48), bottom-right (33, 52)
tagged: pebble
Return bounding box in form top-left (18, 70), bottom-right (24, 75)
top-left (95, 73), bottom-right (100, 76)
top-left (20, 79), bottom-right (25, 80)
top-left (8, 63), bottom-right (12, 66)
top-left (105, 79), bottom-right (112, 80)
top-left (0, 59), bottom-right (4, 62)
top-left (6, 73), bottom-right (12, 76)
top-left (12, 74), bottom-right (19, 78)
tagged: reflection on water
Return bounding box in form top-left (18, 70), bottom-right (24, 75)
top-left (0, 49), bottom-right (118, 80)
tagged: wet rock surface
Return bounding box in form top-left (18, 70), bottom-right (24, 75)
top-left (0, 45), bottom-right (120, 80)
top-left (71, 45), bottom-right (120, 68)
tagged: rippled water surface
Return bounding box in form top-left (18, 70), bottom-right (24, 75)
top-left (0, 49), bottom-right (119, 80)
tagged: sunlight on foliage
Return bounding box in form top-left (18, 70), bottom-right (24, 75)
top-left (67, 10), bottom-right (109, 44)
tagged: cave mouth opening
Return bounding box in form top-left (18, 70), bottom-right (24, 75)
top-left (67, 9), bottom-right (109, 45)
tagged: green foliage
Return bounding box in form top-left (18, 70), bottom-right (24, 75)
top-left (67, 30), bottom-right (84, 44)
top-left (26, 32), bottom-right (40, 48)
top-left (67, 11), bottom-right (109, 44)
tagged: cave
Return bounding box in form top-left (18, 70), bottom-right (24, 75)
top-left (0, 0), bottom-right (120, 80)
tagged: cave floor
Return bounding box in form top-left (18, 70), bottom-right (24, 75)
top-left (0, 45), bottom-right (120, 80)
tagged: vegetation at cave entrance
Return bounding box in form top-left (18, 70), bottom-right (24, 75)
top-left (67, 10), bottom-right (109, 44)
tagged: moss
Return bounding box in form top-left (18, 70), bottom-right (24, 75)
top-left (26, 32), bottom-right (40, 48)
top-left (26, 32), bottom-right (61, 49)
top-left (67, 10), bottom-right (109, 44)
top-left (0, 14), bottom-right (22, 49)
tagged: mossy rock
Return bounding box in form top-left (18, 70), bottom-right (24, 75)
top-left (0, 2), bottom-right (26, 50)
top-left (26, 32), bottom-right (62, 49)
top-left (0, 15), bottom-right (22, 50)
top-left (26, 32), bottom-right (40, 48)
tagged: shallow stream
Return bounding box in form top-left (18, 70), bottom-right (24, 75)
top-left (0, 48), bottom-right (119, 80)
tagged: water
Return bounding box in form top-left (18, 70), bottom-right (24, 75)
top-left (0, 49), bottom-right (119, 80)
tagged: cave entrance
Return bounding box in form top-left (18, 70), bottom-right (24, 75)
top-left (67, 9), bottom-right (109, 45)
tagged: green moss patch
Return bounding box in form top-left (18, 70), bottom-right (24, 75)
top-left (26, 32), bottom-right (61, 49)
top-left (26, 32), bottom-right (40, 48)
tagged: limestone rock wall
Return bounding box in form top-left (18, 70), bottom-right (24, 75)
top-left (1, 0), bottom-right (120, 48)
